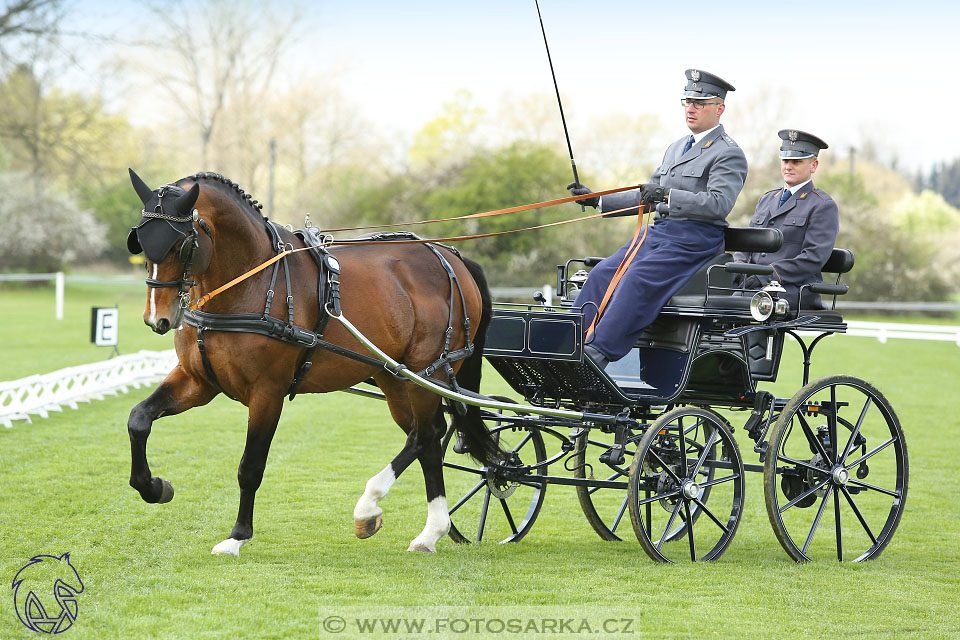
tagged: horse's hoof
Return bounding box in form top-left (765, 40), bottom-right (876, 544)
top-left (407, 543), bottom-right (436, 553)
top-left (354, 514), bottom-right (382, 539)
top-left (158, 479), bottom-right (175, 504)
top-left (211, 538), bottom-right (248, 556)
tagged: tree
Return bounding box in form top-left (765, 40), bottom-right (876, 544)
top-left (0, 0), bottom-right (61, 66)
top-left (0, 172), bottom-right (105, 271)
top-left (135, 0), bottom-right (302, 177)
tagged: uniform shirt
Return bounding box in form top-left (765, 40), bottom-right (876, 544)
top-left (598, 124), bottom-right (747, 227)
top-left (733, 181), bottom-right (839, 310)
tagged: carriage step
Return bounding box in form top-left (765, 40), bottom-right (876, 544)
top-left (599, 445), bottom-right (625, 466)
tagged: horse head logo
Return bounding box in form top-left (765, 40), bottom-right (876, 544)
top-left (11, 553), bottom-right (84, 634)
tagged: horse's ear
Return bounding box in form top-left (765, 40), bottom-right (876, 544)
top-left (129, 168), bottom-right (154, 205)
top-left (175, 183), bottom-right (200, 216)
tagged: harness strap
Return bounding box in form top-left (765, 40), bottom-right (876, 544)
top-left (196, 325), bottom-right (236, 400)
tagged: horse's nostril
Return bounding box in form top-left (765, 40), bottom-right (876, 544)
top-left (156, 318), bottom-right (171, 334)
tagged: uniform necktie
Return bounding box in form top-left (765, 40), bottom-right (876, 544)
top-left (682, 135), bottom-right (695, 154)
top-left (778, 188), bottom-right (791, 207)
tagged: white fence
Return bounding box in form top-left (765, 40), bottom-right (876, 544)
top-left (845, 321), bottom-right (960, 346)
top-left (0, 349), bottom-right (177, 428)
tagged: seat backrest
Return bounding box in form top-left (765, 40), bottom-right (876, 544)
top-left (723, 227), bottom-right (783, 253)
top-left (822, 248), bottom-right (855, 274)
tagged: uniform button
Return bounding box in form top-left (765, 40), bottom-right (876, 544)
top-left (760, 253), bottom-right (767, 257)
top-left (767, 221), bottom-right (774, 226)
top-left (670, 171), bottom-right (675, 176)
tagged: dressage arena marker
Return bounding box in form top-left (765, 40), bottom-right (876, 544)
top-left (0, 349), bottom-right (177, 428)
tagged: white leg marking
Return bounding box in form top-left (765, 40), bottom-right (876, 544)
top-left (354, 465), bottom-right (395, 520)
top-left (408, 496), bottom-right (451, 553)
top-left (148, 264), bottom-right (158, 326)
top-left (211, 537), bottom-right (248, 556)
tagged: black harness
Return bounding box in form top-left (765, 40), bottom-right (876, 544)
top-left (181, 226), bottom-right (475, 401)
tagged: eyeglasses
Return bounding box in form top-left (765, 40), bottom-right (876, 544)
top-left (680, 99), bottom-right (722, 110)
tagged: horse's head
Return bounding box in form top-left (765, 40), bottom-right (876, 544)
top-left (127, 168), bottom-right (211, 334)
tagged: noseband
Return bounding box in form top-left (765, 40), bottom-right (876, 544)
top-left (142, 187), bottom-right (213, 308)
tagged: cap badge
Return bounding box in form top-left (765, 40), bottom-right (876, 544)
top-left (691, 70), bottom-right (701, 81)
top-left (788, 130), bottom-right (798, 142)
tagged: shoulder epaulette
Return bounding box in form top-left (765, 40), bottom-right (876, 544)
top-left (813, 188), bottom-right (827, 200)
top-left (721, 134), bottom-right (738, 147)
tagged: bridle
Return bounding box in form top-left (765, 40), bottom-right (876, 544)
top-left (141, 186), bottom-right (213, 310)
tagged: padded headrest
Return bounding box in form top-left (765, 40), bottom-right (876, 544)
top-left (822, 248), bottom-right (855, 274)
top-left (723, 227), bottom-right (783, 253)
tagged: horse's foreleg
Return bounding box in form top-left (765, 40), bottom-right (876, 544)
top-left (211, 394), bottom-right (283, 556)
top-left (129, 367), bottom-right (216, 504)
top-left (408, 410), bottom-right (451, 553)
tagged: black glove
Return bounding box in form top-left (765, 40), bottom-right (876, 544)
top-left (639, 183), bottom-right (667, 207)
top-left (567, 182), bottom-right (599, 208)
top-left (742, 275), bottom-right (763, 289)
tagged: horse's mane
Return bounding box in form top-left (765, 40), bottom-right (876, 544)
top-left (180, 172), bottom-right (265, 222)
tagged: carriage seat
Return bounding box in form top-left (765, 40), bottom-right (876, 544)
top-left (664, 227), bottom-right (782, 310)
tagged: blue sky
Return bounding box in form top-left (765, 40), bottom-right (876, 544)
top-left (69, 0), bottom-right (956, 171)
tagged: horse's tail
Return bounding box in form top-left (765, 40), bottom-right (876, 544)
top-left (449, 256), bottom-right (504, 466)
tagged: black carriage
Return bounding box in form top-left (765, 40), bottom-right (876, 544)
top-left (440, 227), bottom-right (908, 563)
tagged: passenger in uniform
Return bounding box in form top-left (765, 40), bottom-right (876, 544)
top-left (733, 130), bottom-right (838, 311)
top-left (568, 69), bottom-right (747, 369)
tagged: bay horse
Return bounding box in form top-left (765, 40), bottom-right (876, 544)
top-left (125, 169), bottom-right (501, 555)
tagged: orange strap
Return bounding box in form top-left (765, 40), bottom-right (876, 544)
top-left (188, 193), bottom-right (645, 311)
top-left (321, 183), bottom-right (643, 233)
top-left (584, 207), bottom-right (652, 341)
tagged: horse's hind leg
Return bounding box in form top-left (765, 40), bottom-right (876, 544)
top-left (408, 407), bottom-right (451, 553)
top-left (129, 366), bottom-right (217, 504)
top-left (211, 393), bottom-right (284, 556)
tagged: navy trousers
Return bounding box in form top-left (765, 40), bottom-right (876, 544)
top-left (574, 219), bottom-right (724, 360)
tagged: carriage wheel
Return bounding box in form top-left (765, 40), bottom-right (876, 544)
top-left (628, 407), bottom-right (745, 562)
top-left (573, 426), bottom-right (643, 540)
top-left (442, 396), bottom-right (547, 544)
top-left (763, 375), bottom-right (908, 562)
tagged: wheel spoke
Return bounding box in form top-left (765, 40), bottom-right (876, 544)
top-left (802, 486), bottom-right (833, 555)
top-left (511, 431), bottom-right (533, 453)
top-left (779, 476), bottom-right (830, 514)
top-left (692, 496), bottom-right (729, 534)
top-left (448, 480), bottom-right (485, 515)
top-left (656, 498), bottom-right (684, 552)
top-left (690, 428), bottom-right (719, 479)
top-left (700, 473), bottom-right (740, 489)
top-left (636, 487), bottom-right (681, 506)
top-left (839, 485), bottom-right (878, 544)
top-left (835, 485), bottom-right (843, 562)
top-left (611, 493), bottom-right (628, 534)
top-left (678, 427), bottom-right (688, 478)
top-left (839, 396), bottom-right (873, 464)
top-left (828, 385), bottom-right (839, 465)
top-left (844, 437), bottom-right (896, 470)
top-left (847, 479), bottom-right (900, 498)
top-left (777, 454), bottom-right (827, 474)
top-left (476, 486), bottom-right (492, 543)
top-left (444, 461), bottom-right (487, 475)
top-left (499, 498), bottom-right (518, 535)
top-left (797, 412), bottom-right (833, 465)
top-left (684, 500), bottom-right (697, 561)
top-left (649, 448), bottom-right (683, 484)
top-left (588, 470), bottom-right (627, 495)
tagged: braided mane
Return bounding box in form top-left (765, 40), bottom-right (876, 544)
top-left (182, 172), bottom-right (265, 219)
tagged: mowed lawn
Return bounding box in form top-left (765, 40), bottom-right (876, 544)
top-left (1, 282), bottom-right (959, 638)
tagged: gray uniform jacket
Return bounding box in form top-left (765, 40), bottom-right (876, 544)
top-left (733, 181), bottom-right (839, 310)
top-left (600, 124), bottom-right (748, 226)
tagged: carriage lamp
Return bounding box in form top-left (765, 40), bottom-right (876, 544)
top-left (774, 298), bottom-right (790, 315)
top-left (750, 290), bottom-right (775, 321)
top-left (569, 269), bottom-right (589, 288)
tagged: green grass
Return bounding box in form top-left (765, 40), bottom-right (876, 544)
top-left (1, 283), bottom-right (958, 638)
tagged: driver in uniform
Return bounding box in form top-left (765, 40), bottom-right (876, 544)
top-left (567, 69), bottom-right (747, 369)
